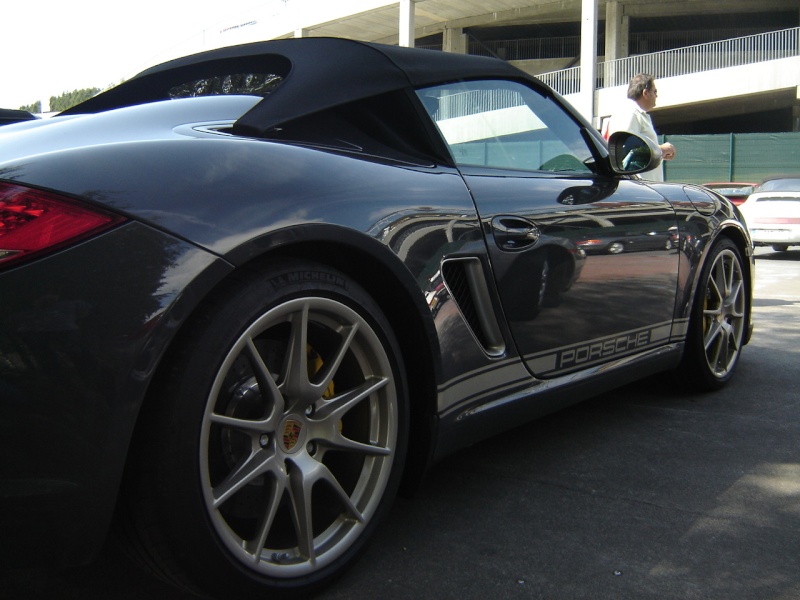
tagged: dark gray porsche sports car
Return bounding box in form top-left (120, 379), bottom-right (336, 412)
top-left (0, 37), bottom-right (753, 598)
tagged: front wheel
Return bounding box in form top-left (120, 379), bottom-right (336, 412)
top-left (120, 259), bottom-right (408, 598)
top-left (678, 238), bottom-right (747, 390)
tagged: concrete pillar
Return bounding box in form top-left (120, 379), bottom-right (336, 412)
top-left (400, 0), bottom-right (415, 47)
top-left (579, 0), bottom-right (598, 125)
top-left (604, 1), bottom-right (629, 62)
top-left (793, 85), bottom-right (800, 132)
top-left (443, 27), bottom-right (468, 54)
top-left (603, 1), bottom-right (629, 89)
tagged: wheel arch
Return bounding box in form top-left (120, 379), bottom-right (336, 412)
top-left (713, 222), bottom-right (755, 345)
top-left (675, 224), bottom-right (752, 390)
top-left (255, 227), bottom-right (441, 493)
top-left (135, 223), bottom-right (442, 496)
top-left (680, 220), bottom-right (754, 363)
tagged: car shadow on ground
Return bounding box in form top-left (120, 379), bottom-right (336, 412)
top-left (754, 248), bottom-right (800, 261)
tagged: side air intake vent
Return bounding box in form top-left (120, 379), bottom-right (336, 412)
top-left (441, 257), bottom-right (506, 357)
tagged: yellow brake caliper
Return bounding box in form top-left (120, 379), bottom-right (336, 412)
top-left (307, 345), bottom-right (341, 431)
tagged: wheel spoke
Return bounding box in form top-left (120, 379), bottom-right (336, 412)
top-left (209, 412), bottom-right (272, 433)
top-left (245, 336), bottom-right (284, 415)
top-left (282, 302), bottom-right (360, 412)
top-left (315, 376), bottom-right (388, 422)
top-left (309, 376), bottom-right (392, 455)
top-left (311, 322), bottom-right (359, 396)
top-left (724, 255), bottom-right (738, 296)
top-left (716, 327), bottom-right (733, 370)
top-left (212, 450), bottom-right (282, 508)
top-left (282, 303), bottom-right (311, 401)
top-left (703, 318), bottom-right (722, 351)
top-left (287, 460), bottom-right (315, 563)
top-left (286, 453), bottom-right (365, 563)
top-left (727, 280), bottom-right (745, 317)
top-left (325, 432), bottom-right (392, 456)
top-left (243, 475), bottom-right (286, 564)
top-left (721, 320), bottom-right (740, 352)
top-left (709, 332), bottom-right (724, 370)
top-left (708, 269), bottom-right (723, 305)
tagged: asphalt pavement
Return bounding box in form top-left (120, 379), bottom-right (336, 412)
top-left (5, 247), bottom-right (799, 600)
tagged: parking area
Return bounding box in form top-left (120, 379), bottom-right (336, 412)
top-left (5, 248), bottom-right (800, 600)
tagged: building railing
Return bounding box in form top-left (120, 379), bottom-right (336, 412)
top-left (469, 35), bottom-right (581, 60)
top-left (465, 27), bottom-right (779, 60)
top-left (537, 66), bottom-right (583, 96)
top-left (627, 27), bottom-right (787, 54)
top-left (537, 27), bottom-right (800, 96)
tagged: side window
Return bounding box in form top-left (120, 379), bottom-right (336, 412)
top-left (417, 80), bottom-right (594, 173)
top-left (168, 73), bottom-right (284, 99)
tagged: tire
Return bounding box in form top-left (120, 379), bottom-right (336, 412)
top-left (607, 241), bottom-right (624, 254)
top-left (678, 238), bottom-right (747, 391)
top-left (772, 244), bottom-right (789, 252)
top-left (120, 259), bottom-right (408, 599)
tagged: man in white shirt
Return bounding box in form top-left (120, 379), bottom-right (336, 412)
top-left (604, 73), bottom-right (676, 181)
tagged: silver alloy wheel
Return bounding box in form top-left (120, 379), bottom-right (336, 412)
top-left (607, 241), bottom-right (624, 254)
top-left (701, 248), bottom-right (746, 378)
top-left (199, 296), bottom-right (398, 578)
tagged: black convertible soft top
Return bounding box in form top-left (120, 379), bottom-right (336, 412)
top-left (61, 37), bottom-right (532, 137)
top-left (0, 108), bottom-right (38, 126)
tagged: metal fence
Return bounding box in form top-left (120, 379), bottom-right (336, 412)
top-left (433, 88), bottom-right (525, 119)
top-left (662, 132), bottom-right (800, 184)
top-left (466, 27), bottom-right (775, 61)
top-left (538, 66), bottom-right (582, 95)
top-left (537, 27), bottom-right (800, 96)
top-left (469, 35), bottom-right (581, 60)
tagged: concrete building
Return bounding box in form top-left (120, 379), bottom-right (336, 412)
top-left (217, 0), bottom-right (800, 135)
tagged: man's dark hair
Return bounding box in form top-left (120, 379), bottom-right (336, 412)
top-left (627, 73), bottom-right (655, 100)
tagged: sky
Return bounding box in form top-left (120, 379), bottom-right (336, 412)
top-left (0, 0), bottom-right (385, 111)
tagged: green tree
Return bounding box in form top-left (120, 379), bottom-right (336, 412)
top-left (19, 101), bottom-right (41, 113)
top-left (48, 87), bottom-right (102, 112)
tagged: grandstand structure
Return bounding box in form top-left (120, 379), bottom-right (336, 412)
top-left (216, 0), bottom-right (800, 134)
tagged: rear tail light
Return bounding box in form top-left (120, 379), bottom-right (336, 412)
top-left (0, 182), bottom-right (125, 268)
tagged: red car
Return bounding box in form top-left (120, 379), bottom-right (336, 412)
top-left (703, 182), bottom-right (757, 205)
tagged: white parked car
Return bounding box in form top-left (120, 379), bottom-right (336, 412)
top-left (739, 176), bottom-right (800, 251)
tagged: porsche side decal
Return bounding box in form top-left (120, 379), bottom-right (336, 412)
top-left (525, 320), bottom-right (685, 375)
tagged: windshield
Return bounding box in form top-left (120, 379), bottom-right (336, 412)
top-left (757, 178), bottom-right (800, 192)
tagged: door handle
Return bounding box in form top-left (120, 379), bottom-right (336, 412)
top-left (491, 216), bottom-right (540, 251)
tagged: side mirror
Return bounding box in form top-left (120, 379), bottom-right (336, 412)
top-left (607, 131), bottom-right (662, 175)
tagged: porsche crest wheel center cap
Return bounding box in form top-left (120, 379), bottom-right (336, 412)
top-left (280, 417), bottom-right (306, 453)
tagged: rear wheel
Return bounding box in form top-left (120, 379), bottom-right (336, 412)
top-left (120, 259), bottom-right (408, 598)
top-left (678, 238), bottom-right (747, 390)
top-left (607, 241), bottom-right (624, 254)
top-left (772, 244), bottom-right (789, 252)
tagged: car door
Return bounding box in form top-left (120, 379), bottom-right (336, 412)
top-left (417, 79), bottom-right (680, 378)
